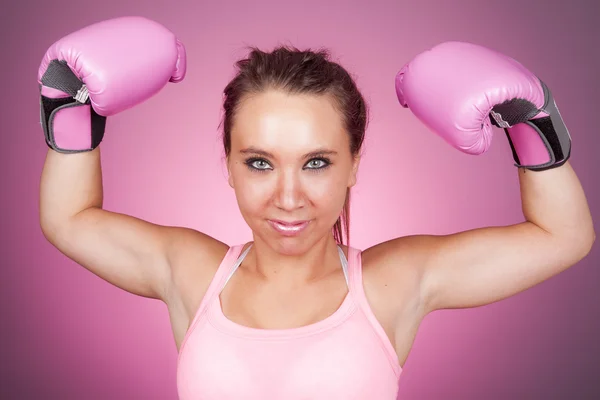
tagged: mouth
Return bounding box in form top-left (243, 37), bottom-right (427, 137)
top-left (268, 219), bottom-right (311, 237)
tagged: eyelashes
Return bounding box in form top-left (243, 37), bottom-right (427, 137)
top-left (244, 158), bottom-right (271, 172)
top-left (244, 157), bottom-right (332, 173)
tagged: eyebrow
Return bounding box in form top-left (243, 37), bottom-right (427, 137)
top-left (239, 147), bottom-right (338, 159)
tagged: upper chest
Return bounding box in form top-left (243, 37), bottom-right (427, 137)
top-left (218, 263), bottom-right (350, 330)
top-left (173, 247), bottom-right (422, 357)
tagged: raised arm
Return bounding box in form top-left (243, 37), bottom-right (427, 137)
top-left (373, 42), bottom-right (595, 315)
top-left (37, 17), bottom-right (223, 304)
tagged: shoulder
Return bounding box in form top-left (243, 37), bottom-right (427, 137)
top-left (360, 235), bottom-right (436, 317)
top-left (163, 227), bottom-right (231, 312)
top-left (361, 235), bottom-right (433, 278)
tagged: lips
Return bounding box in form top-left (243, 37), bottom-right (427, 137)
top-left (268, 219), bottom-right (311, 236)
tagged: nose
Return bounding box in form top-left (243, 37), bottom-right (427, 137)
top-left (273, 168), bottom-right (305, 211)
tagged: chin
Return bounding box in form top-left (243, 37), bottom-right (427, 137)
top-left (264, 227), bottom-right (332, 256)
top-left (275, 238), bottom-right (314, 255)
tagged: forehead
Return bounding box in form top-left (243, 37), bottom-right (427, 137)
top-left (230, 90), bottom-right (347, 153)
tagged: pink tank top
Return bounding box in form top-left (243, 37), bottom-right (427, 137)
top-left (177, 244), bottom-right (402, 399)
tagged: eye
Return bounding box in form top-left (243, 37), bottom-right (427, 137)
top-left (245, 158), bottom-right (272, 172)
top-left (304, 158), bottom-right (331, 170)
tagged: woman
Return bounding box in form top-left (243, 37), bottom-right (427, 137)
top-left (38, 17), bottom-right (595, 399)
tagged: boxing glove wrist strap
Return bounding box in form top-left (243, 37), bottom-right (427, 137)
top-left (40, 60), bottom-right (106, 153)
top-left (489, 80), bottom-right (571, 171)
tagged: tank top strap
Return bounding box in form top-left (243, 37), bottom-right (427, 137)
top-left (337, 245), bottom-right (350, 289)
top-left (344, 246), bottom-right (401, 374)
top-left (345, 246), bottom-right (376, 310)
top-left (220, 244), bottom-right (253, 292)
top-left (343, 246), bottom-right (361, 294)
top-left (186, 244), bottom-right (249, 330)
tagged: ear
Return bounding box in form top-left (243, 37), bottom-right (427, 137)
top-left (348, 155), bottom-right (361, 187)
top-left (227, 158), bottom-right (234, 188)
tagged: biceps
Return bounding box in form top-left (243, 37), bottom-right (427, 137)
top-left (48, 207), bottom-right (172, 300)
top-left (421, 222), bottom-right (580, 312)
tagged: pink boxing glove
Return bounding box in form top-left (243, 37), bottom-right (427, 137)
top-left (38, 16), bottom-right (186, 153)
top-left (395, 41), bottom-right (571, 171)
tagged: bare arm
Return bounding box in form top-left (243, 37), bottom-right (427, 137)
top-left (39, 147), bottom-right (222, 302)
top-left (420, 162), bottom-right (595, 312)
top-left (366, 161), bottom-right (595, 316)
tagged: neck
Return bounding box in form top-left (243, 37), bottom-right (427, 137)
top-left (246, 235), bottom-right (342, 288)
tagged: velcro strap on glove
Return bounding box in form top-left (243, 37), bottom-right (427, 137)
top-left (489, 80), bottom-right (571, 171)
top-left (40, 60), bottom-right (106, 153)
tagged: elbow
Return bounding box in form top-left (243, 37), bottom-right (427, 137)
top-left (40, 210), bottom-right (61, 243)
top-left (40, 219), bottom-right (71, 248)
top-left (550, 228), bottom-right (596, 267)
top-left (582, 221), bottom-right (596, 254)
top-left (586, 230), bottom-right (596, 255)
top-left (559, 217), bottom-right (597, 260)
top-left (40, 222), bottom-right (61, 246)
top-left (572, 230), bottom-right (596, 262)
top-left (40, 208), bottom-right (94, 245)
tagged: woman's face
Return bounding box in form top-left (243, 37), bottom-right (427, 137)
top-left (227, 90), bottom-right (360, 255)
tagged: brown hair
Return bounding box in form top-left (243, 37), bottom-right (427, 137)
top-left (220, 45), bottom-right (368, 246)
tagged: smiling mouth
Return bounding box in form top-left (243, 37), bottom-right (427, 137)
top-left (268, 220), bottom-right (311, 236)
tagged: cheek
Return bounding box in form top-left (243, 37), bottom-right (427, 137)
top-left (235, 179), bottom-right (270, 213)
top-left (232, 166), bottom-right (273, 213)
top-left (304, 173), bottom-right (348, 212)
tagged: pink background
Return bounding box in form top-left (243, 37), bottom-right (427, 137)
top-left (2, 0), bottom-right (599, 398)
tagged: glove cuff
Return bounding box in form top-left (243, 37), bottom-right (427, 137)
top-left (39, 60), bottom-right (106, 153)
top-left (40, 96), bottom-right (106, 153)
top-left (491, 80), bottom-right (571, 171)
